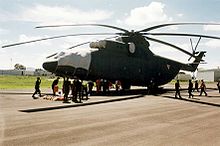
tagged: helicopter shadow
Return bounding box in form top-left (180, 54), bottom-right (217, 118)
top-left (90, 87), bottom-right (167, 97)
top-left (162, 95), bottom-right (220, 108)
top-left (20, 94), bottom-right (145, 113)
top-left (21, 89), bottom-right (162, 113)
top-left (206, 95), bottom-right (220, 98)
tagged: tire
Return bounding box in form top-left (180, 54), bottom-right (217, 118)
top-left (121, 81), bottom-right (131, 90)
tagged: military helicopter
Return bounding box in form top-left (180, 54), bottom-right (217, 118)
top-left (2, 23), bottom-right (220, 89)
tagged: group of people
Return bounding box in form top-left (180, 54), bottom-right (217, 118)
top-left (95, 79), bottom-right (121, 94)
top-left (32, 76), bottom-right (220, 101)
top-left (175, 79), bottom-right (209, 99)
top-left (53, 77), bottom-right (91, 103)
top-left (32, 77), bottom-right (93, 103)
top-left (32, 77), bottom-right (122, 101)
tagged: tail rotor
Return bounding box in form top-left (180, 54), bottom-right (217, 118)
top-left (188, 37), bottom-right (201, 61)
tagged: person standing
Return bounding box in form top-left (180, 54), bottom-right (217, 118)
top-left (52, 77), bottom-right (60, 96)
top-left (188, 80), bottom-right (194, 98)
top-left (217, 81), bottom-right (220, 93)
top-left (75, 78), bottom-right (82, 103)
top-left (71, 80), bottom-right (77, 102)
top-left (88, 81), bottom-right (94, 95)
top-left (194, 80), bottom-right (199, 92)
top-left (115, 80), bottom-right (121, 92)
top-left (32, 77), bottom-right (41, 98)
top-left (63, 78), bottom-right (71, 103)
top-left (175, 80), bottom-right (182, 98)
top-left (96, 79), bottom-right (101, 94)
top-left (199, 80), bottom-right (208, 96)
top-left (82, 81), bottom-right (88, 100)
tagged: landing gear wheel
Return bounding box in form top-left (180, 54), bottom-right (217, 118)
top-left (121, 81), bottom-right (131, 90)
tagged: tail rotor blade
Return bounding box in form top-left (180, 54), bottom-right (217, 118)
top-left (190, 38), bottom-right (194, 52)
top-left (194, 37), bottom-right (201, 51)
top-left (188, 38), bottom-right (194, 61)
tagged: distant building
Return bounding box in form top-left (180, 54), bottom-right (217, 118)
top-left (0, 69), bottom-right (26, 76)
top-left (34, 69), bottom-right (51, 76)
top-left (0, 69), bottom-right (51, 76)
top-left (197, 68), bottom-right (220, 82)
top-left (175, 72), bottom-right (192, 81)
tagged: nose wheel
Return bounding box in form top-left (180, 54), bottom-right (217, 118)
top-left (121, 81), bottom-right (131, 90)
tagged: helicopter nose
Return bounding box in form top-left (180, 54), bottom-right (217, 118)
top-left (57, 52), bottom-right (92, 77)
top-left (42, 61), bottom-right (58, 72)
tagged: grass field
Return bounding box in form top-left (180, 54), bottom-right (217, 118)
top-left (0, 75), bottom-right (216, 90)
top-left (0, 75), bottom-right (63, 89)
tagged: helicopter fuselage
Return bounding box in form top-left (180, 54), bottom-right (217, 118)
top-left (43, 35), bottom-right (183, 88)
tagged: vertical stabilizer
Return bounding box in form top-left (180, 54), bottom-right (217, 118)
top-left (181, 51), bottom-right (206, 72)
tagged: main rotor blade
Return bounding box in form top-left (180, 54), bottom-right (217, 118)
top-left (138, 23), bottom-right (220, 32)
top-left (46, 36), bottom-right (118, 59)
top-left (144, 36), bottom-right (197, 58)
top-left (36, 23), bottom-right (129, 33)
top-left (67, 41), bottom-right (90, 50)
top-left (2, 33), bottom-right (116, 48)
top-left (46, 41), bottom-right (91, 59)
top-left (46, 53), bottom-right (58, 59)
top-left (142, 32), bottom-right (220, 40)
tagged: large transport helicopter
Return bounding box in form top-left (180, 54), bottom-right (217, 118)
top-left (2, 23), bottom-right (220, 89)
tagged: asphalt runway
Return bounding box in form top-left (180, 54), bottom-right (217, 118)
top-left (0, 88), bottom-right (220, 146)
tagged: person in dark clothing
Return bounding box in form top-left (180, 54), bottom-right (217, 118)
top-left (194, 80), bottom-right (199, 92)
top-left (75, 79), bottom-right (82, 103)
top-left (88, 81), bottom-right (94, 95)
top-left (32, 77), bottom-right (41, 98)
top-left (71, 81), bottom-right (77, 103)
top-left (199, 80), bottom-right (208, 96)
top-left (188, 80), bottom-right (194, 98)
top-left (82, 82), bottom-right (88, 100)
top-left (217, 81), bottom-right (220, 93)
top-left (115, 80), bottom-right (121, 92)
top-left (63, 78), bottom-right (71, 103)
top-left (102, 80), bottom-right (109, 95)
top-left (175, 80), bottom-right (182, 98)
top-left (52, 77), bottom-right (59, 95)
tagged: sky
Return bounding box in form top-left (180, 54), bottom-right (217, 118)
top-left (0, 0), bottom-right (220, 70)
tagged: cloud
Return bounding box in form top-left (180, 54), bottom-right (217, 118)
top-left (0, 39), bottom-right (10, 49)
top-left (177, 13), bottom-right (183, 17)
top-left (18, 4), bottom-right (113, 25)
top-left (203, 23), bottom-right (220, 31)
top-left (0, 28), bottom-right (8, 35)
top-left (204, 40), bottom-right (220, 48)
top-left (124, 2), bottom-right (172, 27)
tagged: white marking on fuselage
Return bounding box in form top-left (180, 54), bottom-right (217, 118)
top-left (58, 51), bottom-right (91, 70)
top-left (167, 64), bottom-right (171, 70)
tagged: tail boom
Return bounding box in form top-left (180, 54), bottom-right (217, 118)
top-left (181, 51), bottom-right (206, 72)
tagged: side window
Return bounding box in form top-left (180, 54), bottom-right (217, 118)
top-left (128, 42), bottom-right (136, 54)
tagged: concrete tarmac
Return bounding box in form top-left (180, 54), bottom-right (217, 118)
top-left (0, 88), bottom-right (220, 146)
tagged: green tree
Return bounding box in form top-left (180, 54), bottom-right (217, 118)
top-left (14, 63), bottom-right (26, 70)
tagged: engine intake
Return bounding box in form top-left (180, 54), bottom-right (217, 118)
top-left (89, 40), bottom-right (106, 49)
